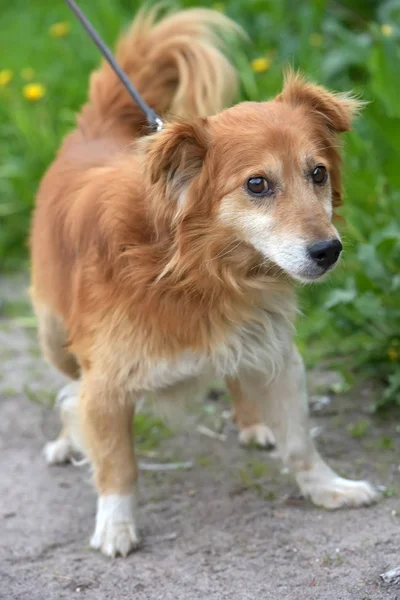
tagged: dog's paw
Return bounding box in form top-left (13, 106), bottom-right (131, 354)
top-left (55, 382), bottom-right (80, 407)
top-left (90, 494), bottom-right (140, 557)
top-left (300, 476), bottom-right (379, 509)
top-left (238, 423), bottom-right (275, 448)
top-left (44, 438), bottom-right (73, 465)
top-left (91, 522), bottom-right (139, 558)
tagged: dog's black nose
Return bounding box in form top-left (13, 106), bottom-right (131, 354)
top-left (308, 239), bottom-right (342, 269)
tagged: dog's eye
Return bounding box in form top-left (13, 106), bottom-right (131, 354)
top-left (246, 177), bottom-right (270, 197)
top-left (312, 165), bottom-right (328, 185)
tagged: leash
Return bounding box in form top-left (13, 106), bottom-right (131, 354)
top-left (64, 0), bottom-right (164, 132)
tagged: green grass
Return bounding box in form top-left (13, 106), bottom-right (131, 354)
top-left (237, 457), bottom-right (276, 500)
top-left (0, 0), bottom-right (399, 403)
top-left (347, 419), bottom-right (370, 438)
top-left (0, 299), bottom-right (33, 318)
top-left (134, 412), bottom-right (172, 451)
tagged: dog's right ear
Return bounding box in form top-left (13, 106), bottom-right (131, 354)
top-left (146, 118), bottom-right (209, 190)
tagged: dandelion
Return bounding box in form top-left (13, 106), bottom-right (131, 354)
top-left (251, 57), bottom-right (271, 73)
top-left (309, 33), bottom-right (323, 47)
top-left (0, 69), bottom-right (13, 87)
top-left (49, 21), bottom-right (70, 38)
top-left (381, 24), bottom-right (393, 37)
top-left (388, 347), bottom-right (398, 361)
top-left (21, 67), bottom-right (36, 81)
top-left (23, 83), bottom-right (46, 102)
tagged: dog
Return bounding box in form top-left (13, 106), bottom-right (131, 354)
top-left (30, 7), bottom-right (378, 557)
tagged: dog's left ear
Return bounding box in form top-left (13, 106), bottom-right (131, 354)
top-left (276, 71), bottom-right (362, 133)
top-left (277, 71), bottom-right (363, 208)
top-left (147, 118), bottom-right (209, 190)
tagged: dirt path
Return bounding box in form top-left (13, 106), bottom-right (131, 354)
top-left (1, 275), bottom-right (399, 600)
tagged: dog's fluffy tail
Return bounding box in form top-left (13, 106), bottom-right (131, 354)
top-left (78, 7), bottom-right (242, 138)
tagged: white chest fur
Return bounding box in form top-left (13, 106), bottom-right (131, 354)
top-left (129, 303), bottom-right (294, 394)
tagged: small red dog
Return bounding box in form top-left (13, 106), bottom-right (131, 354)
top-left (30, 8), bottom-right (377, 557)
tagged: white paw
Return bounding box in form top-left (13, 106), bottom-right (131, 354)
top-left (239, 423), bottom-right (275, 448)
top-left (55, 382), bottom-right (80, 407)
top-left (90, 494), bottom-right (140, 557)
top-left (299, 475), bottom-right (379, 509)
top-left (44, 438), bottom-right (73, 465)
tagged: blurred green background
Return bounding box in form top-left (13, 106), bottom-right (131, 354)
top-left (0, 0), bottom-right (399, 405)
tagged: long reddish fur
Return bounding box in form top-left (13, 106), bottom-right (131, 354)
top-left (30, 9), bottom-right (358, 385)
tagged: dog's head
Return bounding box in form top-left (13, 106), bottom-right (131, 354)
top-left (147, 73), bottom-right (361, 282)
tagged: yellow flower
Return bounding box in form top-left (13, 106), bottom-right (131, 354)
top-left (309, 33), bottom-right (323, 47)
top-left (211, 2), bottom-right (224, 11)
top-left (49, 21), bottom-right (70, 38)
top-left (21, 67), bottom-right (36, 81)
top-left (23, 83), bottom-right (46, 102)
top-left (381, 24), bottom-right (393, 37)
top-left (251, 56), bottom-right (272, 73)
top-left (0, 69), bottom-right (13, 87)
top-left (388, 347), bottom-right (398, 361)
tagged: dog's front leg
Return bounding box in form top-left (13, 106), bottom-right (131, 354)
top-left (238, 346), bottom-right (378, 509)
top-left (79, 375), bottom-right (139, 557)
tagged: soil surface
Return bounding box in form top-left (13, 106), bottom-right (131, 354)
top-left (1, 274), bottom-right (399, 600)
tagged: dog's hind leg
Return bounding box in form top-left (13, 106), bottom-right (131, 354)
top-left (226, 377), bottom-right (275, 448)
top-left (31, 299), bottom-right (84, 463)
top-left (33, 301), bottom-right (80, 380)
top-left (44, 383), bottom-right (86, 465)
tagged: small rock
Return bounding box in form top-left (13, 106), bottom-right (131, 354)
top-left (309, 395), bottom-right (331, 411)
